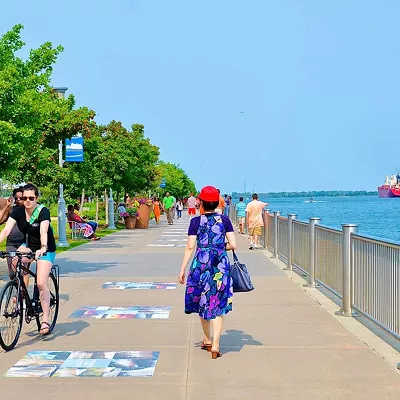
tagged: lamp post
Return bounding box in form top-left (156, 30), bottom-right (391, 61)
top-left (53, 87), bottom-right (69, 247)
top-left (108, 188), bottom-right (116, 230)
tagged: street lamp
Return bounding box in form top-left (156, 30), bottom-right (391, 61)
top-left (53, 87), bottom-right (70, 247)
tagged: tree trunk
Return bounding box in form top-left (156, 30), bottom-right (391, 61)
top-left (95, 195), bottom-right (99, 223)
top-left (105, 189), bottom-right (109, 226)
top-left (80, 189), bottom-right (85, 212)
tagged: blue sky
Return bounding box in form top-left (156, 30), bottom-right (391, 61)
top-left (2, 1), bottom-right (400, 193)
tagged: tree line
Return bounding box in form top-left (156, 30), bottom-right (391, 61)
top-left (0, 25), bottom-right (196, 203)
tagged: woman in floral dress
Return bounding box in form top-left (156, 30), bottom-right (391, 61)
top-left (179, 186), bottom-right (236, 359)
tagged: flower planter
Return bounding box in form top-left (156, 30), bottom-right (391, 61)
top-left (124, 216), bottom-right (137, 229)
top-left (135, 203), bottom-right (152, 229)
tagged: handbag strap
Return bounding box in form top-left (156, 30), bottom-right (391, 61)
top-left (232, 250), bottom-right (239, 262)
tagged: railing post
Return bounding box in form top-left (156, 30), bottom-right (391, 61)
top-left (284, 214), bottom-right (297, 270)
top-left (261, 210), bottom-right (268, 249)
top-left (305, 217), bottom-right (321, 287)
top-left (273, 211), bottom-right (281, 258)
top-left (341, 224), bottom-right (358, 316)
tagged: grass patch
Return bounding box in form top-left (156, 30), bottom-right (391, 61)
top-left (0, 219), bottom-right (126, 253)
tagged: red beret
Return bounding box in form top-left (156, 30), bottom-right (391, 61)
top-left (199, 186), bottom-right (219, 202)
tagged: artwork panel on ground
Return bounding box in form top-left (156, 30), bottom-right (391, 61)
top-left (101, 282), bottom-right (177, 290)
top-left (6, 351), bottom-right (159, 378)
top-left (69, 306), bottom-right (171, 319)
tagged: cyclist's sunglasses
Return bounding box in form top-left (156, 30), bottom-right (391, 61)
top-left (22, 196), bottom-right (37, 202)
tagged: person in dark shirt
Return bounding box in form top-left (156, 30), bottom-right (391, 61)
top-left (5, 186), bottom-right (25, 279)
top-left (0, 183), bottom-right (56, 335)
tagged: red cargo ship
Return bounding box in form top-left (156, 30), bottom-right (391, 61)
top-left (378, 174), bottom-right (400, 198)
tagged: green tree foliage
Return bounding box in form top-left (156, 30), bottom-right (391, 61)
top-left (154, 162), bottom-right (196, 198)
top-left (0, 25), bottom-right (94, 185)
top-left (64, 122), bottom-right (159, 198)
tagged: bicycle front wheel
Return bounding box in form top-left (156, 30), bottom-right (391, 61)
top-left (35, 273), bottom-right (59, 334)
top-left (0, 280), bottom-right (23, 351)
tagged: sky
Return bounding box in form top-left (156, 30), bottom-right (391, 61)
top-left (2, 1), bottom-right (400, 193)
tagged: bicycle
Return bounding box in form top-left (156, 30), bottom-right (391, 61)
top-left (0, 251), bottom-right (59, 351)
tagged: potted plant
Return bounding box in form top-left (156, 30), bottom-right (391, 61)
top-left (120, 206), bottom-right (140, 229)
top-left (135, 197), bottom-right (153, 229)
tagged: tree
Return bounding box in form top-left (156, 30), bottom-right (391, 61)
top-left (154, 162), bottom-right (196, 198)
top-left (63, 121), bottom-right (160, 199)
top-left (0, 24), bottom-right (94, 185)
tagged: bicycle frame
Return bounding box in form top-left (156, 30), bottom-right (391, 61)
top-left (13, 255), bottom-right (40, 320)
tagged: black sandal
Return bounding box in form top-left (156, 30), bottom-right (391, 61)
top-left (39, 321), bottom-right (51, 336)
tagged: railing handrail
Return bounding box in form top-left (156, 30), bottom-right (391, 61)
top-left (351, 232), bottom-right (400, 250)
top-left (315, 224), bottom-right (342, 235)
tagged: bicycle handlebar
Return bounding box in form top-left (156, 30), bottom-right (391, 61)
top-left (0, 251), bottom-right (36, 259)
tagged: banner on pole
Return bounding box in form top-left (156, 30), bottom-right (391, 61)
top-left (65, 136), bottom-right (84, 162)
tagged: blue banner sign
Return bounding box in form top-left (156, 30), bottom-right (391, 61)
top-left (160, 177), bottom-right (166, 188)
top-left (65, 136), bottom-right (84, 162)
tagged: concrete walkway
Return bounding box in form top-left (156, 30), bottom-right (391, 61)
top-left (0, 214), bottom-right (399, 399)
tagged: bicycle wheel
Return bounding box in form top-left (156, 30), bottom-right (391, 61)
top-left (0, 280), bottom-right (23, 351)
top-left (35, 273), bottom-right (59, 334)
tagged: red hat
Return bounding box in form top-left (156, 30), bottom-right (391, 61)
top-left (199, 186), bottom-right (219, 202)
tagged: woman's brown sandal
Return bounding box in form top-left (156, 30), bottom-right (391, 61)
top-left (39, 321), bottom-right (51, 336)
top-left (201, 341), bottom-right (212, 352)
top-left (211, 350), bottom-right (222, 359)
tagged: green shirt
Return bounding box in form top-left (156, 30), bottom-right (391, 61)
top-left (163, 196), bottom-right (174, 209)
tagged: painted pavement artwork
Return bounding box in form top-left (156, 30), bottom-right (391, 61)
top-left (101, 281), bottom-right (176, 290)
top-left (70, 306), bottom-right (170, 319)
top-left (6, 351), bottom-right (159, 378)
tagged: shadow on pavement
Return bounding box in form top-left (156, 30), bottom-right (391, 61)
top-left (220, 329), bottom-right (263, 353)
top-left (42, 320), bottom-right (90, 341)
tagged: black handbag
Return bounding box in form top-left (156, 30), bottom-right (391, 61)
top-left (231, 251), bottom-right (254, 292)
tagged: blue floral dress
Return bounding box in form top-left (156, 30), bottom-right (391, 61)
top-left (184, 213), bottom-right (234, 320)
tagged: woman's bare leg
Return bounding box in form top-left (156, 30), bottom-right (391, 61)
top-left (199, 317), bottom-right (212, 345)
top-left (36, 259), bottom-right (52, 333)
top-left (211, 316), bottom-right (224, 352)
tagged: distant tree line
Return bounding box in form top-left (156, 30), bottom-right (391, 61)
top-left (232, 190), bottom-right (377, 199)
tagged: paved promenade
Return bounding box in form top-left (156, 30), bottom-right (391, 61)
top-left (0, 214), bottom-right (399, 399)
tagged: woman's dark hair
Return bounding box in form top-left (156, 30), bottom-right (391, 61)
top-left (239, 196), bottom-right (244, 201)
top-left (23, 183), bottom-right (39, 197)
top-left (12, 186), bottom-right (24, 197)
top-left (67, 204), bottom-right (74, 212)
top-left (202, 200), bottom-right (219, 211)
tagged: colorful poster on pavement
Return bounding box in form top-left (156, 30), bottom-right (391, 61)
top-left (101, 282), bottom-right (176, 290)
top-left (6, 351), bottom-right (159, 378)
top-left (70, 306), bottom-right (171, 319)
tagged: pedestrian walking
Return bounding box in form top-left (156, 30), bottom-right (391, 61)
top-left (236, 196), bottom-right (246, 234)
top-left (176, 199), bottom-right (183, 219)
top-left (246, 193), bottom-right (268, 249)
top-left (215, 189), bottom-right (225, 214)
top-left (163, 192), bottom-right (175, 225)
top-left (178, 186), bottom-right (236, 359)
top-left (153, 197), bottom-right (161, 224)
top-left (187, 193), bottom-right (197, 218)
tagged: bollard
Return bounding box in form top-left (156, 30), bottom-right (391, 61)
top-left (341, 224), bottom-right (358, 316)
top-left (262, 210), bottom-right (268, 249)
top-left (305, 217), bottom-right (321, 287)
top-left (273, 211), bottom-right (281, 258)
top-left (284, 214), bottom-right (297, 270)
top-left (107, 188), bottom-right (116, 230)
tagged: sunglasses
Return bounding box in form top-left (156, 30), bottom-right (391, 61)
top-left (22, 196), bottom-right (37, 202)
top-left (14, 196), bottom-right (23, 201)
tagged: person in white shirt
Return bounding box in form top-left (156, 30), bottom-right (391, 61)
top-left (187, 194), bottom-right (197, 219)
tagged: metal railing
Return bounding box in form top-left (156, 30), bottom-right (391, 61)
top-left (230, 203), bottom-right (400, 339)
top-left (352, 234), bottom-right (400, 337)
